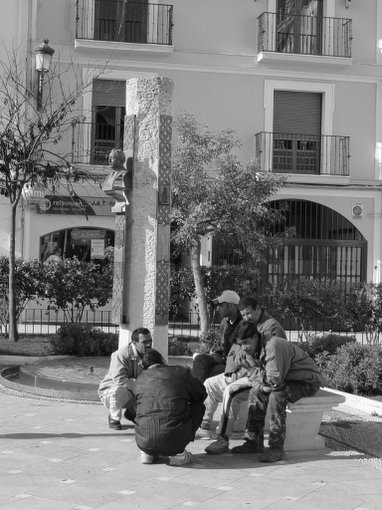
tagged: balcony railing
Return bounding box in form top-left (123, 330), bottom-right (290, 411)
top-left (255, 132), bottom-right (350, 176)
top-left (76, 0), bottom-right (173, 46)
top-left (258, 12), bottom-right (352, 58)
top-left (71, 120), bottom-right (124, 165)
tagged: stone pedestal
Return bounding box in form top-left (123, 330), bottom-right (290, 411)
top-left (113, 77), bottom-right (173, 358)
top-left (233, 389), bottom-right (346, 451)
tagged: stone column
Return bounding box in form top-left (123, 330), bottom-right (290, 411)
top-left (116, 77), bottom-right (173, 358)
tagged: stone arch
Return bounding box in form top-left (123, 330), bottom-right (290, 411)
top-left (259, 198), bottom-right (367, 294)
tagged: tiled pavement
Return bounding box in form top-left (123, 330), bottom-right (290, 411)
top-left (0, 390), bottom-right (382, 510)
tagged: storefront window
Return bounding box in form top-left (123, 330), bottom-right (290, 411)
top-left (40, 228), bottom-right (114, 264)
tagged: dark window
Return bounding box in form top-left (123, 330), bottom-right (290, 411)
top-left (276, 0), bottom-right (323, 55)
top-left (91, 80), bottom-right (126, 164)
top-left (94, 0), bottom-right (148, 43)
top-left (273, 91), bottom-right (322, 174)
top-left (258, 199), bottom-right (367, 296)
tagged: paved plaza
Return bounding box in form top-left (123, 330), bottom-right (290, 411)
top-left (0, 356), bottom-right (382, 509)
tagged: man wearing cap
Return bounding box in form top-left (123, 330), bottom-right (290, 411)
top-left (192, 290), bottom-right (243, 383)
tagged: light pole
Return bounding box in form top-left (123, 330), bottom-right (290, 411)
top-left (34, 39), bottom-right (55, 110)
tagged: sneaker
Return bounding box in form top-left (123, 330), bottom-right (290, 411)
top-left (231, 439), bottom-right (264, 454)
top-left (140, 451), bottom-right (156, 464)
top-left (205, 436), bottom-right (229, 455)
top-left (197, 423), bottom-right (214, 439)
top-left (169, 450), bottom-right (193, 466)
top-left (108, 416), bottom-right (122, 430)
top-left (260, 448), bottom-right (285, 463)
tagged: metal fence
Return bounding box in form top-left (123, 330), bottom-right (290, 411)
top-left (76, 0), bottom-right (174, 46)
top-left (6, 308), bottom-right (379, 345)
top-left (257, 12), bottom-right (352, 58)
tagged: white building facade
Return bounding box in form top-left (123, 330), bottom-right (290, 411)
top-left (1, 0), bottom-right (382, 296)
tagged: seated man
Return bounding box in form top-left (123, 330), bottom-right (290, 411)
top-left (206, 334), bottom-right (325, 462)
top-left (239, 295), bottom-right (286, 341)
top-left (199, 321), bottom-right (259, 437)
top-left (134, 349), bottom-right (207, 466)
top-left (98, 327), bottom-right (152, 430)
top-left (192, 290), bottom-right (243, 383)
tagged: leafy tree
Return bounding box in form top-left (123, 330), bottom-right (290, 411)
top-left (43, 257), bottom-right (113, 323)
top-left (171, 113), bottom-right (292, 335)
top-left (0, 256), bottom-right (45, 336)
top-left (0, 47), bottom-right (95, 340)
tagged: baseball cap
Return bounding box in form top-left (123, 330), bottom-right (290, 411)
top-left (212, 290), bottom-right (240, 305)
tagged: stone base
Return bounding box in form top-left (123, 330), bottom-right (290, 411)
top-left (232, 389), bottom-right (346, 451)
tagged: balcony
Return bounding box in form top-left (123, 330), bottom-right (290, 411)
top-left (75, 0), bottom-right (173, 52)
top-left (257, 12), bottom-right (352, 64)
top-left (71, 120), bottom-right (124, 166)
top-left (255, 132), bottom-right (350, 176)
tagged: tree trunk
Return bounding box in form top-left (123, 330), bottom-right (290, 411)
top-left (190, 238), bottom-right (210, 336)
top-left (8, 204), bottom-right (18, 341)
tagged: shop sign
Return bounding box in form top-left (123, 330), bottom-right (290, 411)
top-left (36, 195), bottom-right (116, 216)
top-left (91, 239), bottom-right (105, 259)
top-left (22, 184), bottom-right (46, 204)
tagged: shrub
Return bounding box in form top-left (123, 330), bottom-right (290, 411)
top-left (320, 343), bottom-right (382, 395)
top-left (50, 323), bottom-right (118, 356)
top-left (168, 337), bottom-right (195, 356)
top-left (303, 333), bottom-right (356, 358)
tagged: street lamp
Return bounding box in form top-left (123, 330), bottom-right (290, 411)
top-left (34, 39), bottom-right (55, 110)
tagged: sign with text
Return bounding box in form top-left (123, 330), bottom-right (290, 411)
top-left (36, 195), bottom-right (115, 216)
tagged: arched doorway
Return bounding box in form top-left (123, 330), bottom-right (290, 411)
top-left (259, 199), bottom-right (367, 295)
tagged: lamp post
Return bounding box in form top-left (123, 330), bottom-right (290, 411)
top-left (34, 39), bottom-right (55, 110)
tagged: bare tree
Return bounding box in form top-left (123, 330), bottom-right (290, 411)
top-left (0, 45), bottom-right (95, 341)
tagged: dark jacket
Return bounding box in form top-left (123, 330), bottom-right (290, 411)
top-left (248, 336), bottom-right (325, 393)
top-left (219, 314), bottom-right (243, 359)
top-left (134, 365), bottom-right (207, 456)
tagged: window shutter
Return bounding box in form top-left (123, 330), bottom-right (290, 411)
top-left (273, 91), bottom-right (322, 134)
top-left (92, 80), bottom-right (126, 107)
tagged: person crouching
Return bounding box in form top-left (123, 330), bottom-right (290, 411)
top-left (134, 349), bottom-right (207, 466)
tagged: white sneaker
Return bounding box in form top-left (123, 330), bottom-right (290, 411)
top-left (140, 451), bottom-right (155, 464)
top-left (169, 450), bottom-right (193, 466)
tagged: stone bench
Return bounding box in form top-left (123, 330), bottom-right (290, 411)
top-left (232, 388), bottom-right (346, 451)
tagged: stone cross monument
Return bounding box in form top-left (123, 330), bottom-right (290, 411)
top-left (104, 77), bottom-right (173, 357)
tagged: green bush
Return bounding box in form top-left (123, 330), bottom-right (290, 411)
top-left (320, 343), bottom-right (382, 395)
top-left (302, 333), bottom-right (356, 357)
top-left (168, 337), bottom-right (195, 356)
top-left (50, 324), bottom-right (118, 356)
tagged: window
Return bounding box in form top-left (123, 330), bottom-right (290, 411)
top-left (273, 91), bottom-right (322, 174)
top-left (276, 0), bottom-right (323, 55)
top-left (94, 0), bottom-right (148, 43)
top-left (91, 80), bottom-right (126, 164)
top-left (40, 228), bottom-right (115, 264)
top-left (259, 200), bottom-right (367, 295)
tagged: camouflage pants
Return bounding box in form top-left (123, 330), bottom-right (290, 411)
top-left (246, 382), bottom-right (320, 449)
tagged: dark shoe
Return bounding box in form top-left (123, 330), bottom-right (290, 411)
top-left (260, 448), bottom-right (285, 462)
top-left (205, 436), bottom-right (229, 455)
top-left (124, 408), bottom-right (136, 423)
top-left (231, 439), bottom-right (264, 454)
top-left (108, 416), bottom-right (122, 430)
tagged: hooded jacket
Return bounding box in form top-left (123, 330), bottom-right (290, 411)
top-left (134, 365), bottom-right (207, 456)
top-left (248, 336), bottom-right (325, 392)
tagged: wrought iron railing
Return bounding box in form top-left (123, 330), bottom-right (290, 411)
top-left (71, 120), bottom-right (124, 165)
top-left (12, 308), bottom-right (375, 345)
top-left (76, 0), bottom-right (173, 45)
top-left (258, 12), bottom-right (352, 58)
top-left (254, 132), bottom-right (350, 176)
